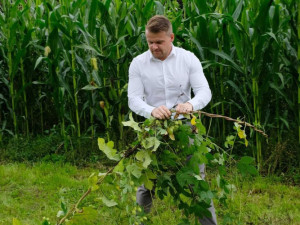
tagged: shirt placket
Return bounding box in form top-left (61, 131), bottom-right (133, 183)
top-left (161, 60), bottom-right (167, 108)
top-left (162, 60), bottom-right (172, 109)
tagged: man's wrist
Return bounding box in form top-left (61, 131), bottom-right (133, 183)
top-left (186, 102), bottom-right (193, 110)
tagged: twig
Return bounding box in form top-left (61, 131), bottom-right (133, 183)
top-left (57, 188), bottom-right (91, 225)
top-left (172, 110), bottom-right (268, 138)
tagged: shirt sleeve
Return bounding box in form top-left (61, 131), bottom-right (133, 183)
top-left (128, 58), bottom-right (155, 118)
top-left (187, 53), bottom-right (212, 110)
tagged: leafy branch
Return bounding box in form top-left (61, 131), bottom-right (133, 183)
top-left (56, 111), bottom-right (264, 225)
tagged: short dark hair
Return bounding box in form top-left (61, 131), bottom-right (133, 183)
top-left (146, 15), bottom-right (172, 34)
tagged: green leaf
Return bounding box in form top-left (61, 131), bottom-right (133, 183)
top-left (122, 112), bottom-right (141, 132)
top-left (179, 193), bottom-right (192, 206)
top-left (88, 173), bottom-right (99, 191)
top-left (81, 84), bottom-right (99, 91)
top-left (195, 119), bottom-right (206, 135)
top-left (143, 177), bottom-right (154, 190)
top-left (208, 48), bottom-right (243, 74)
top-left (184, 33), bottom-right (204, 60)
top-left (154, 1), bottom-right (164, 15)
top-left (126, 163), bottom-right (142, 178)
top-left (76, 44), bottom-right (104, 57)
top-left (226, 80), bottom-right (252, 116)
top-left (88, 0), bottom-right (98, 35)
top-left (177, 125), bottom-right (191, 148)
top-left (188, 150), bottom-right (207, 174)
top-left (100, 196), bottom-right (118, 207)
top-left (269, 83), bottom-right (293, 108)
top-left (92, 70), bottom-right (102, 87)
top-left (145, 170), bottom-right (156, 179)
top-left (237, 156), bottom-right (258, 176)
top-left (238, 129), bottom-right (246, 139)
top-left (141, 137), bottom-right (160, 151)
top-left (34, 56), bottom-right (45, 70)
top-left (61, 201), bottom-right (67, 213)
top-left (158, 127), bottom-right (168, 135)
top-left (232, 0), bottom-right (243, 20)
top-left (167, 127), bottom-right (175, 140)
top-left (57, 210), bottom-right (65, 218)
top-left (12, 218), bottom-right (22, 225)
top-left (98, 138), bottom-right (120, 161)
top-left (229, 22), bottom-right (245, 65)
top-left (239, 156), bottom-right (254, 164)
top-left (225, 135), bottom-right (235, 148)
top-left (176, 167), bottom-right (197, 187)
top-left (136, 150), bottom-right (152, 168)
top-left (141, 171), bottom-right (156, 190)
top-left (113, 158), bottom-right (124, 172)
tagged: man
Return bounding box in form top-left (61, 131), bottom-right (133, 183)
top-left (128, 15), bottom-right (217, 225)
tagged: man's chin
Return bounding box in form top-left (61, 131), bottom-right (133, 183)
top-left (153, 52), bottom-right (162, 59)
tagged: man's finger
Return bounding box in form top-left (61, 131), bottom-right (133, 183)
top-left (175, 104), bottom-right (184, 113)
top-left (159, 106), bottom-right (171, 118)
top-left (162, 109), bottom-right (171, 118)
top-left (157, 109), bottom-right (167, 119)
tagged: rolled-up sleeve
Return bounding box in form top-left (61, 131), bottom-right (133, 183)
top-left (128, 58), bottom-right (155, 118)
top-left (187, 53), bottom-right (212, 110)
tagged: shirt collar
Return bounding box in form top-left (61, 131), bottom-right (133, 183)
top-left (149, 44), bottom-right (176, 61)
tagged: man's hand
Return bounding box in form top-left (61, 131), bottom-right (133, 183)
top-left (151, 105), bottom-right (171, 120)
top-left (175, 102), bottom-right (193, 114)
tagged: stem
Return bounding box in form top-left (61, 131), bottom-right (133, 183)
top-left (90, 103), bottom-right (94, 137)
top-left (116, 27), bottom-right (123, 141)
top-left (57, 188), bottom-right (92, 225)
top-left (297, 1), bottom-right (300, 143)
top-left (220, 36), bottom-right (225, 140)
top-left (39, 87), bottom-right (44, 133)
top-left (71, 35), bottom-right (80, 137)
top-left (21, 58), bottom-right (29, 136)
top-left (252, 78), bottom-right (262, 169)
top-left (252, 38), bottom-right (262, 169)
top-left (172, 109), bottom-right (268, 137)
top-left (8, 50), bottom-right (17, 136)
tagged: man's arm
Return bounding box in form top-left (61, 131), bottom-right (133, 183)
top-left (175, 53), bottom-right (211, 114)
top-left (128, 58), bottom-right (154, 118)
top-left (186, 53), bottom-right (212, 110)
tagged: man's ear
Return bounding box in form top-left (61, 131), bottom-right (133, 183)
top-left (170, 33), bottom-right (175, 42)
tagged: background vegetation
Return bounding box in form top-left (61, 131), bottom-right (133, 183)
top-left (0, 0), bottom-right (299, 224)
top-left (1, 0), bottom-right (299, 172)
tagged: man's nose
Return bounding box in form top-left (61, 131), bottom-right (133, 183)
top-left (152, 43), bottom-right (158, 50)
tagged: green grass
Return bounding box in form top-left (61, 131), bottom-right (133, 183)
top-left (218, 175), bottom-right (300, 225)
top-left (0, 162), bottom-right (299, 225)
top-left (0, 162), bottom-right (96, 225)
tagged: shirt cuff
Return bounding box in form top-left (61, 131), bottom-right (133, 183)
top-left (144, 105), bottom-right (156, 118)
top-left (187, 99), bottom-right (198, 111)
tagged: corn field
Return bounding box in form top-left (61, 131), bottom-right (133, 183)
top-left (0, 0), bottom-right (299, 167)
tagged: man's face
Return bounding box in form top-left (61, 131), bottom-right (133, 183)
top-left (146, 30), bottom-right (174, 61)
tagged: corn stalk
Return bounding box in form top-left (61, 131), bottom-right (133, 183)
top-left (298, 1), bottom-right (300, 143)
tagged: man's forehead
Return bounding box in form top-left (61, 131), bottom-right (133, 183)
top-left (146, 30), bottom-right (169, 39)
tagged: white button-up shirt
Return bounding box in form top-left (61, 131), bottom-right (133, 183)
top-left (128, 45), bottom-right (212, 118)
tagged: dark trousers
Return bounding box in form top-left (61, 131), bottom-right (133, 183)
top-left (136, 163), bottom-right (218, 225)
